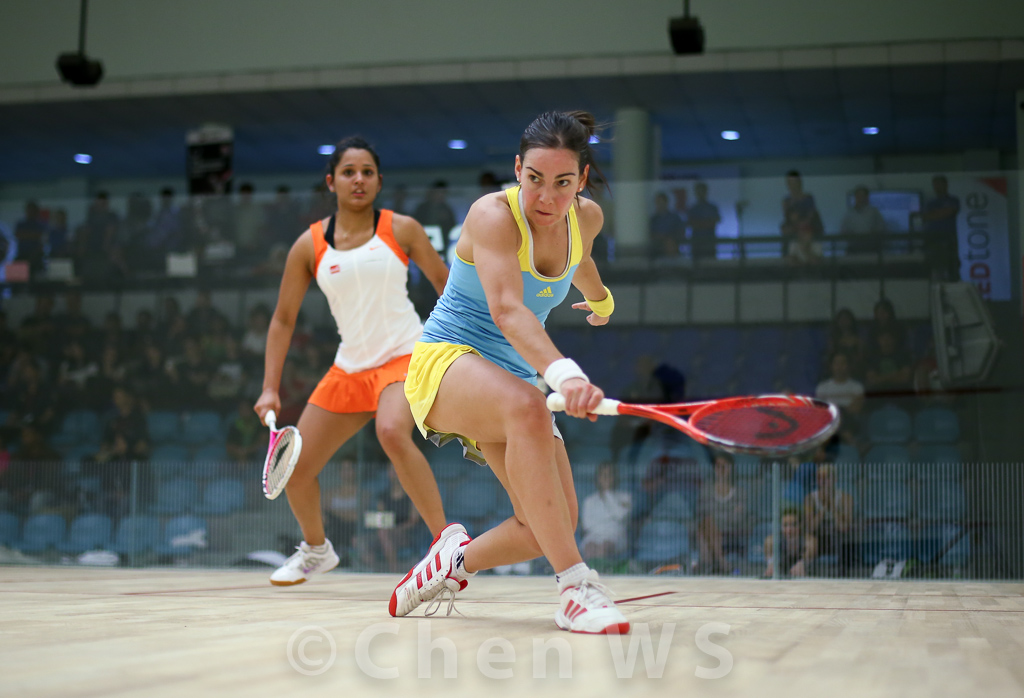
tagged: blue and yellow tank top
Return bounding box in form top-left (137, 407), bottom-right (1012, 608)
top-left (420, 185), bottom-right (583, 380)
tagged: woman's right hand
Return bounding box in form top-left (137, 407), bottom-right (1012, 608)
top-left (254, 388), bottom-right (281, 426)
top-left (560, 377), bottom-right (604, 421)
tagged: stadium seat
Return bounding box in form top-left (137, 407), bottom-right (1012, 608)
top-left (915, 480), bottom-right (966, 522)
top-left (863, 445), bottom-right (912, 474)
top-left (151, 477), bottom-right (200, 515)
top-left (0, 512), bottom-right (21, 547)
top-left (156, 515), bottom-right (208, 555)
top-left (860, 522), bottom-right (912, 565)
top-left (146, 411), bottom-right (182, 445)
top-left (868, 406), bottom-right (913, 444)
top-left (860, 480), bottom-right (911, 520)
top-left (112, 515), bottom-right (163, 554)
top-left (181, 411), bottom-right (223, 446)
top-left (914, 408), bottom-right (960, 443)
top-left (59, 513), bottom-right (113, 554)
top-left (194, 478), bottom-right (246, 515)
top-left (16, 514), bottom-right (67, 553)
top-left (914, 449), bottom-right (963, 480)
top-left (51, 409), bottom-right (101, 449)
top-left (649, 490), bottom-right (694, 522)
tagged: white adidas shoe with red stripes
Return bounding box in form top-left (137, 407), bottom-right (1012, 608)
top-left (389, 523), bottom-right (471, 617)
top-left (555, 570), bottom-right (630, 634)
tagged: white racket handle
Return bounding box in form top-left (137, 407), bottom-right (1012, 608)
top-left (265, 410), bottom-right (278, 431)
top-left (546, 392), bottom-right (621, 416)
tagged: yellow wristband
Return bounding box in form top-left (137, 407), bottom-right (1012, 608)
top-left (585, 286), bottom-right (614, 317)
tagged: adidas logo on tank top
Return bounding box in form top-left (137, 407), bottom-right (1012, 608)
top-left (536, 286), bottom-right (554, 298)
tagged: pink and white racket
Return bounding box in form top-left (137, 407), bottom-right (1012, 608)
top-left (547, 393), bottom-right (839, 457)
top-left (262, 410), bottom-right (302, 500)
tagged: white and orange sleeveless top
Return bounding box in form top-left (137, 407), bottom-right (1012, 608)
top-left (311, 210), bottom-right (423, 373)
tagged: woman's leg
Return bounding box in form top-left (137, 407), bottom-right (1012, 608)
top-left (425, 354), bottom-right (582, 573)
top-left (375, 382), bottom-right (447, 537)
top-left (286, 404), bottom-right (372, 546)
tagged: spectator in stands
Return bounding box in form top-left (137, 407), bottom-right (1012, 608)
top-left (233, 183), bottom-right (266, 263)
top-left (865, 329), bottom-right (913, 394)
top-left (696, 453), bottom-right (749, 574)
top-left (366, 466), bottom-right (424, 573)
top-left (764, 507), bottom-right (816, 578)
top-left (413, 180), bottom-right (457, 243)
top-left (48, 208), bottom-right (70, 258)
top-left (478, 170), bottom-right (502, 195)
top-left (388, 184), bottom-right (409, 216)
top-left (187, 289), bottom-right (227, 337)
top-left (167, 336), bottom-right (215, 409)
top-left (0, 310), bottom-right (16, 382)
top-left (324, 459), bottom-right (362, 566)
top-left (225, 398), bottom-right (266, 469)
top-left (14, 200), bottom-right (48, 273)
top-left (780, 170), bottom-right (823, 239)
top-left (841, 186), bottom-right (886, 252)
top-left (12, 424), bottom-right (66, 517)
top-left (18, 292), bottom-right (58, 361)
top-left (649, 191), bottom-right (686, 258)
top-left (785, 217), bottom-right (823, 266)
top-left (56, 339), bottom-right (99, 409)
top-left (74, 191), bottom-right (121, 280)
top-left (122, 192), bottom-right (154, 263)
top-left (826, 308), bottom-right (867, 379)
top-left (580, 462), bottom-right (632, 566)
top-left (804, 463), bottom-right (853, 574)
top-left (146, 187), bottom-right (184, 267)
top-left (266, 185), bottom-right (301, 246)
top-left (208, 335), bottom-right (246, 407)
top-left (920, 175), bottom-right (960, 280)
top-left (687, 181), bottom-right (721, 261)
top-left (85, 344), bottom-right (128, 410)
top-left (98, 311), bottom-right (127, 355)
top-left (55, 290), bottom-right (93, 349)
top-left (88, 385), bottom-right (150, 514)
top-left (240, 304), bottom-right (271, 369)
top-left (869, 298), bottom-right (907, 349)
top-left (0, 220), bottom-right (17, 281)
top-left (128, 342), bottom-right (174, 411)
top-left (10, 358), bottom-right (58, 435)
top-left (815, 352), bottom-right (865, 443)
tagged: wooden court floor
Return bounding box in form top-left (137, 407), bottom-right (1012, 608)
top-left (1, 566), bottom-right (1023, 698)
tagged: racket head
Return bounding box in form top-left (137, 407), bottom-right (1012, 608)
top-left (262, 425), bottom-right (303, 500)
top-left (683, 395), bottom-right (840, 457)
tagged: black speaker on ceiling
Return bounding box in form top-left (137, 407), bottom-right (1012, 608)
top-left (56, 52), bottom-right (104, 86)
top-left (668, 1), bottom-right (705, 55)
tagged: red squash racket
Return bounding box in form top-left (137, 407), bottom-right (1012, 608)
top-left (261, 410), bottom-right (303, 500)
top-left (547, 393), bottom-right (839, 457)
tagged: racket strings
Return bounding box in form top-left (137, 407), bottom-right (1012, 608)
top-left (265, 431), bottom-right (298, 492)
top-left (692, 405), bottom-right (835, 447)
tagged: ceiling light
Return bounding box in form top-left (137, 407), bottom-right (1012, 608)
top-left (720, 130), bottom-right (740, 141)
top-left (74, 153), bottom-right (92, 164)
top-left (447, 139), bottom-right (467, 150)
top-left (318, 145), bottom-right (335, 155)
top-left (862, 126), bottom-right (880, 135)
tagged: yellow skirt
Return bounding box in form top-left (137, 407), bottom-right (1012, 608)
top-left (404, 341), bottom-right (487, 465)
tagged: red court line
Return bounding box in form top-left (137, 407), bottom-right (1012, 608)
top-left (124, 585), bottom-right (268, 595)
top-left (617, 591), bottom-right (679, 603)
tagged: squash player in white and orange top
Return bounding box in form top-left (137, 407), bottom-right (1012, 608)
top-left (254, 136), bottom-right (451, 586)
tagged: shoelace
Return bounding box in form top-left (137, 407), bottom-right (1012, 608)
top-left (424, 583), bottom-right (464, 617)
top-left (574, 577), bottom-right (617, 608)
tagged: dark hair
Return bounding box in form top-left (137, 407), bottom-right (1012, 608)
top-left (786, 170), bottom-right (801, 179)
top-left (519, 111), bottom-right (607, 195)
top-left (328, 136), bottom-right (381, 175)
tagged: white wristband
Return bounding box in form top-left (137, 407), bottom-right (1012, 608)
top-left (543, 358), bottom-right (589, 394)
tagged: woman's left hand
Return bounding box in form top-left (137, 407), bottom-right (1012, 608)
top-left (571, 301), bottom-right (610, 326)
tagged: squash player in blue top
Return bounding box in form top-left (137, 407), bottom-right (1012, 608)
top-left (391, 111), bottom-right (630, 634)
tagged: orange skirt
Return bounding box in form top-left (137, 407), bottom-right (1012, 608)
top-left (307, 354), bottom-right (411, 414)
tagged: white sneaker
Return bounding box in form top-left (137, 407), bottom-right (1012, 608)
top-left (555, 570), bottom-right (630, 634)
top-left (269, 540), bottom-right (340, 586)
top-left (389, 523), bottom-right (471, 617)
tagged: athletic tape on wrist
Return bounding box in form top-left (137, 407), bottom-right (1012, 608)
top-left (585, 286), bottom-right (614, 317)
top-left (543, 358), bottom-right (589, 394)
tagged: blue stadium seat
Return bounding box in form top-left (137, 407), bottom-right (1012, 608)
top-left (181, 411), bottom-right (223, 446)
top-left (914, 450), bottom-right (962, 480)
top-left (151, 477), bottom-right (200, 515)
top-left (51, 409), bottom-right (100, 448)
top-left (0, 512), bottom-right (20, 547)
top-left (863, 445), bottom-right (912, 471)
top-left (16, 514), bottom-right (67, 553)
top-left (914, 524), bottom-right (970, 566)
top-left (914, 408), bottom-right (960, 443)
top-left (194, 478), bottom-right (246, 515)
top-left (915, 480), bottom-right (965, 522)
top-left (860, 480), bottom-right (911, 520)
top-left (156, 515), bottom-right (208, 555)
top-left (112, 515), bottom-right (163, 554)
top-left (868, 406), bottom-right (913, 444)
top-left (650, 491), bottom-right (694, 522)
top-left (861, 522), bottom-right (912, 565)
top-left (146, 411), bottom-right (181, 445)
top-left (634, 519), bottom-right (690, 565)
top-left (59, 513), bottom-right (113, 554)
